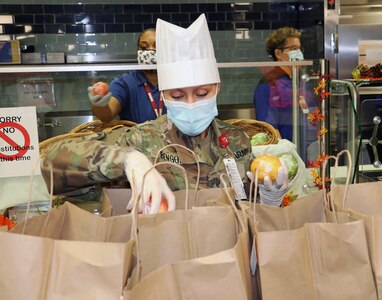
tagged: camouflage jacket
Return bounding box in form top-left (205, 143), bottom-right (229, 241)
top-left (43, 115), bottom-right (252, 194)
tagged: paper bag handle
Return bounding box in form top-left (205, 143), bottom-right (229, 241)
top-left (130, 161), bottom-right (189, 282)
top-left (131, 161), bottom-right (189, 216)
top-left (154, 143), bottom-right (200, 205)
top-left (220, 173), bottom-right (246, 233)
top-left (248, 167), bottom-right (259, 215)
top-left (322, 149), bottom-right (352, 222)
top-left (22, 154), bottom-right (54, 234)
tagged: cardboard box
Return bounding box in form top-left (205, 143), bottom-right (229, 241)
top-left (0, 40), bottom-right (21, 64)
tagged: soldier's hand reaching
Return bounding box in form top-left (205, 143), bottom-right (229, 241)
top-left (124, 148), bottom-right (175, 214)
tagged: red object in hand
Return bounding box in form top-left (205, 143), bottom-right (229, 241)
top-left (144, 197), bottom-right (169, 214)
top-left (159, 198), bottom-right (168, 213)
top-left (92, 82), bottom-right (109, 97)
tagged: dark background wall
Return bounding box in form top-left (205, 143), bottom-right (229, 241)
top-left (0, 1), bottom-right (324, 110)
top-left (0, 2), bottom-right (324, 60)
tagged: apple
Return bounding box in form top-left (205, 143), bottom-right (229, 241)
top-left (92, 81), bottom-right (109, 97)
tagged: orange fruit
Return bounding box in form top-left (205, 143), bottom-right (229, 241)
top-left (250, 154), bottom-right (281, 182)
top-left (144, 197), bottom-right (169, 214)
top-left (159, 198), bottom-right (168, 213)
top-left (92, 82), bottom-right (109, 97)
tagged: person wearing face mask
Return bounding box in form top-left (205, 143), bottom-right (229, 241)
top-left (41, 14), bottom-right (291, 214)
top-left (87, 28), bottom-right (166, 123)
top-left (253, 27), bottom-right (314, 142)
top-left (120, 14), bottom-right (254, 202)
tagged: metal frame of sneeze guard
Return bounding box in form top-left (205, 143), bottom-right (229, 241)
top-left (0, 59), bottom-right (316, 155)
top-left (0, 59), bottom-right (316, 152)
top-left (330, 79), bottom-right (359, 174)
top-left (0, 60), bottom-right (313, 73)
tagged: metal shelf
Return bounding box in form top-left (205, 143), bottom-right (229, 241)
top-left (0, 60), bottom-right (313, 73)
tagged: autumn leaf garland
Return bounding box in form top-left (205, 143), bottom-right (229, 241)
top-left (308, 72), bottom-right (331, 190)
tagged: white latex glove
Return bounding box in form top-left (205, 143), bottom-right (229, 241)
top-left (124, 148), bottom-right (175, 214)
top-left (246, 160), bottom-right (290, 207)
top-left (87, 86), bottom-right (112, 107)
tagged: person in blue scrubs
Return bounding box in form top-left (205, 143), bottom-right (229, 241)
top-left (253, 27), bottom-right (311, 141)
top-left (88, 28), bottom-right (166, 123)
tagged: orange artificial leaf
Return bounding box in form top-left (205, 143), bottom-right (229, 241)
top-left (320, 91), bottom-right (331, 99)
top-left (308, 108), bottom-right (325, 126)
top-left (318, 154), bottom-right (329, 163)
top-left (0, 213), bottom-right (15, 231)
top-left (317, 127), bottom-right (328, 138)
top-left (282, 192), bottom-right (298, 207)
top-left (0, 214), bottom-right (5, 225)
top-left (312, 160), bottom-right (321, 169)
top-left (321, 73), bottom-right (332, 79)
top-left (282, 195), bottom-right (291, 207)
top-left (310, 168), bottom-right (319, 178)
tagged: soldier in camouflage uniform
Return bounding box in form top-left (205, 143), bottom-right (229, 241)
top-left (42, 14), bottom-right (253, 213)
top-left (125, 115), bottom-right (251, 191)
top-left (43, 114), bottom-right (251, 194)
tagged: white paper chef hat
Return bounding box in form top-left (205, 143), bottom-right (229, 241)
top-left (156, 14), bottom-right (220, 91)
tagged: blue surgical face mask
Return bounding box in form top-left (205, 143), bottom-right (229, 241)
top-left (163, 91), bottom-right (218, 136)
top-left (288, 49), bottom-right (304, 61)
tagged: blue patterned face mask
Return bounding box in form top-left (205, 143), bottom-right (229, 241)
top-left (288, 49), bottom-right (304, 61)
top-left (163, 92), bottom-right (218, 136)
top-left (137, 50), bottom-right (157, 65)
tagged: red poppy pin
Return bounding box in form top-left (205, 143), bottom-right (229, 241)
top-left (219, 133), bottom-right (229, 148)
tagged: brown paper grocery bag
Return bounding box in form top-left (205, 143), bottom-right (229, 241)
top-left (253, 190), bottom-right (326, 232)
top-left (116, 170), bottom-right (252, 299)
top-left (324, 151), bottom-right (382, 299)
top-left (348, 209), bottom-right (382, 299)
top-left (124, 228), bottom-right (251, 300)
top-left (0, 155), bottom-right (135, 300)
top-left (133, 206), bottom-right (240, 279)
top-left (11, 201), bottom-right (133, 243)
top-left (122, 190), bottom-right (252, 299)
top-left (257, 219), bottom-right (376, 300)
top-left (330, 181), bottom-right (382, 299)
top-left (239, 164), bottom-right (327, 236)
top-left (331, 181), bottom-right (382, 214)
top-left (240, 190), bottom-right (333, 300)
top-left (243, 162), bottom-right (376, 300)
top-left (0, 230), bottom-right (134, 300)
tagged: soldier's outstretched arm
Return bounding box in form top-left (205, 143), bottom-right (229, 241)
top-left (41, 136), bottom-right (175, 214)
top-left (41, 136), bottom-right (127, 194)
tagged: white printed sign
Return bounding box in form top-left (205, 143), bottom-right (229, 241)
top-left (17, 78), bottom-right (56, 108)
top-left (0, 106), bottom-right (40, 177)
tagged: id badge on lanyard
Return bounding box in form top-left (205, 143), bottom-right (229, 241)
top-left (144, 82), bottom-right (163, 117)
top-left (223, 157), bottom-right (247, 200)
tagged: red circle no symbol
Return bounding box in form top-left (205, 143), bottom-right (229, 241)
top-left (0, 122), bottom-right (31, 160)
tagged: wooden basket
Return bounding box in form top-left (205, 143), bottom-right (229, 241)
top-left (69, 119), bottom-right (137, 134)
top-left (224, 119), bottom-right (280, 145)
top-left (39, 132), bottom-right (93, 153)
top-left (40, 120), bottom-right (137, 153)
